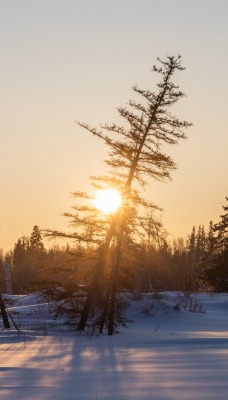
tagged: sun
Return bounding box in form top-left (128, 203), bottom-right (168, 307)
top-left (95, 188), bottom-right (122, 213)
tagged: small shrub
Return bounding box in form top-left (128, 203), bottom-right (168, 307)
top-left (175, 292), bottom-right (204, 313)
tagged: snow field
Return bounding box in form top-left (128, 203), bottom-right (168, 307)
top-left (0, 292), bottom-right (228, 400)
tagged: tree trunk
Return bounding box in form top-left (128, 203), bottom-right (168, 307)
top-left (77, 226), bottom-right (115, 331)
top-left (77, 272), bottom-right (100, 331)
top-left (108, 235), bottom-right (122, 336)
top-left (0, 291), bottom-right (10, 329)
top-left (4, 262), bottom-right (12, 295)
top-left (99, 281), bottom-right (111, 334)
top-left (108, 269), bottom-right (117, 336)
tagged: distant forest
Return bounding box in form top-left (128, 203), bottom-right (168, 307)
top-left (1, 197), bottom-right (227, 299)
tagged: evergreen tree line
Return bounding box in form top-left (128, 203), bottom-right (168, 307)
top-left (0, 197), bottom-right (227, 298)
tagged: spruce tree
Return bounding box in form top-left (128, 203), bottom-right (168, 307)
top-left (214, 197), bottom-right (228, 250)
top-left (30, 225), bottom-right (44, 251)
top-left (211, 197), bottom-right (228, 291)
top-left (201, 198), bottom-right (228, 291)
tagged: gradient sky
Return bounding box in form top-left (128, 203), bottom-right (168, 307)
top-left (1, 0), bottom-right (228, 251)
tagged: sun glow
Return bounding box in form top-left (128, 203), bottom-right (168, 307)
top-left (95, 189), bottom-right (122, 213)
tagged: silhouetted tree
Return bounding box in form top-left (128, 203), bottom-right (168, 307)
top-left (0, 251), bottom-right (10, 328)
top-left (30, 225), bottom-right (44, 251)
top-left (45, 56), bottom-right (191, 333)
top-left (203, 198), bottom-right (228, 291)
top-left (12, 237), bottom-right (31, 292)
top-left (12, 227), bottom-right (45, 292)
top-left (0, 291), bottom-right (10, 329)
top-left (0, 250), bottom-right (6, 293)
top-left (75, 55), bottom-right (192, 334)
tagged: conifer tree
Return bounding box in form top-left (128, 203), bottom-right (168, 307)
top-left (214, 197), bottom-right (228, 250)
top-left (76, 55), bottom-right (191, 334)
top-left (210, 197), bottom-right (228, 291)
top-left (201, 198), bottom-right (228, 291)
top-left (30, 225), bottom-right (44, 251)
top-left (12, 237), bottom-right (30, 292)
top-left (46, 55), bottom-right (192, 333)
top-left (207, 221), bottom-right (216, 254)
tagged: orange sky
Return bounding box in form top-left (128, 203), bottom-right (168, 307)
top-left (1, 0), bottom-right (227, 251)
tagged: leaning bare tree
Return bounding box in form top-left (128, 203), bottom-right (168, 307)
top-left (76, 55), bottom-right (192, 334)
top-left (46, 55), bottom-right (191, 334)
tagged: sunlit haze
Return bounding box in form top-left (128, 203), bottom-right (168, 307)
top-left (1, 0), bottom-right (228, 251)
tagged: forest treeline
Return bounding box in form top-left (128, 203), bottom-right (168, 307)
top-left (1, 196), bottom-right (227, 297)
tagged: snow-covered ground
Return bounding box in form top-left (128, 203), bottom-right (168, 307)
top-left (0, 292), bottom-right (228, 400)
